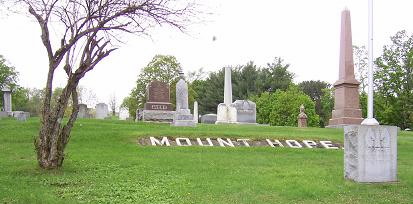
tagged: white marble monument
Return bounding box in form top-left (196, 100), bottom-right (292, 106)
top-left (193, 101), bottom-right (199, 123)
top-left (215, 67), bottom-right (257, 124)
top-left (216, 67), bottom-right (235, 124)
top-left (171, 72), bottom-right (196, 127)
top-left (344, 125), bottom-right (397, 182)
top-left (95, 103), bottom-right (109, 119)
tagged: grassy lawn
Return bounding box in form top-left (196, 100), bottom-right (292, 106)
top-left (0, 118), bottom-right (412, 203)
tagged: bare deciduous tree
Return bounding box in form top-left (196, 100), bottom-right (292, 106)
top-left (13, 0), bottom-right (196, 169)
top-left (109, 93), bottom-right (116, 116)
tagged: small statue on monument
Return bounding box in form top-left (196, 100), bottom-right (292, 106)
top-left (298, 104), bottom-right (308, 128)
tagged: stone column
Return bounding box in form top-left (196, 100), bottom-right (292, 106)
top-left (328, 9), bottom-right (363, 127)
top-left (216, 67), bottom-right (236, 124)
top-left (224, 67), bottom-right (232, 105)
top-left (193, 101), bottom-right (198, 123)
top-left (2, 87), bottom-right (12, 113)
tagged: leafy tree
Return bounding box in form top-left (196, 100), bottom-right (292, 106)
top-left (191, 68), bottom-right (225, 114)
top-left (108, 93), bottom-right (116, 116)
top-left (319, 88), bottom-right (334, 127)
top-left (25, 88), bottom-right (45, 116)
top-left (9, 87), bottom-right (29, 111)
top-left (232, 62), bottom-right (261, 99)
top-left (193, 58), bottom-right (294, 115)
top-left (353, 45), bottom-right (368, 93)
top-left (260, 57), bottom-right (294, 92)
top-left (374, 30), bottom-right (413, 129)
top-left (250, 92), bottom-right (272, 124)
top-left (0, 55), bottom-right (18, 90)
top-left (298, 80), bottom-right (330, 127)
top-left (254, 85), bottom-right (319, 127)
top-left (8, 0), bottom-right (196, 169)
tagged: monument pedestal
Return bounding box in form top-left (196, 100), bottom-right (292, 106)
top-left (143, 110), bottom-right (174, 122)
top-left (344, 125), bottom-right (397, 182)
top-left (215, 103), bottom-right (236, 124)
top-left (328, 83), bottom-right (364, 127)
top-left (172, 110), bottom-right (196, 127)
top-left (216, 100), bottom-right (257, 125)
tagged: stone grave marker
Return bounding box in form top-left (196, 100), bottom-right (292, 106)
top-left (344, 125), bottom-right (397, 182)
top-left (201, 114), bottom-right (217, 124)
top-left (171, 72), bottom-right (195, 127)
top-left (142, 81), bottom-right (174, 122)
top-left (78, 104), bottom-right (88, 118)
top-left (95, 103), bottom-right (109, 119)
top-left (2, 86), bottom-right (12, 115)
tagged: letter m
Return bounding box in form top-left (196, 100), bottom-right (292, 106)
top-left (150, 137), bottom-right (170, 146)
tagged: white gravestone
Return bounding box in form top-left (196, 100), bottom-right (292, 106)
top-left (13, 111), bottom-right (30, 121)
top-left (231, 100), bottom-right (256, 124)
top-left (215, 68), bottom-right (257, 124)
top-left (2, 86), bottom-right (12, 114)
top-left (344, 125), bottom-right (397, 182)
top-left (78, 104), bottom-right (88, 118)
top-left (193, 101), bottom-right (199, 123)
top-left (95, 103), bottom-right (109, 119)
top-left (172, 72), bottom-right (195, 127)
top-left (200, 114), bottom-right (217, 124)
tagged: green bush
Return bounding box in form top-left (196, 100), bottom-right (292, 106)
top-left (254, 86), bottom-right (320, 127)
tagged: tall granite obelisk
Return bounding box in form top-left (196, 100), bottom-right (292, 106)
top-left (328, 9), bottom-right (363, 127)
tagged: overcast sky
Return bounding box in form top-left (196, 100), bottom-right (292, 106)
top-left (0, 0), bottom-right (412, 109)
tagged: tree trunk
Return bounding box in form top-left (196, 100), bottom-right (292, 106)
top-left (35, 77), bottom-right (80, 169)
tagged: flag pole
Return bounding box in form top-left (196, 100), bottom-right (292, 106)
top-left (362, 0), bottom-right (379, 125)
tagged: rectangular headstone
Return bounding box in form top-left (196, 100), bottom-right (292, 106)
top-left (144, 81), bottom-right (172, 111)
top-left (78, 104), bottom-right (88, 118)
top-left (344, 125), bottom-right (397, 182)
top-left (95, 103), bottom-right (109, 119)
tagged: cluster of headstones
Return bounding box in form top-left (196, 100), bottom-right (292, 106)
top-left (77, 103), bottom-right (129, 120)
top-left (0, 86), bottom-right (30, 121)
top-left (0, 86), bottom-right (129, 121)
top-left (138, 67), bottom-right (312, 127)
top-left (138, 69), bottom-right (263, 127)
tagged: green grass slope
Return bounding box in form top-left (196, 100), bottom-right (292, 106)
top-left (0, 118), bottom-right (412, 203)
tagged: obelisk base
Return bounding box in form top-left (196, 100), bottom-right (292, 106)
top-left (327, 82), bottom-right (363, 128)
